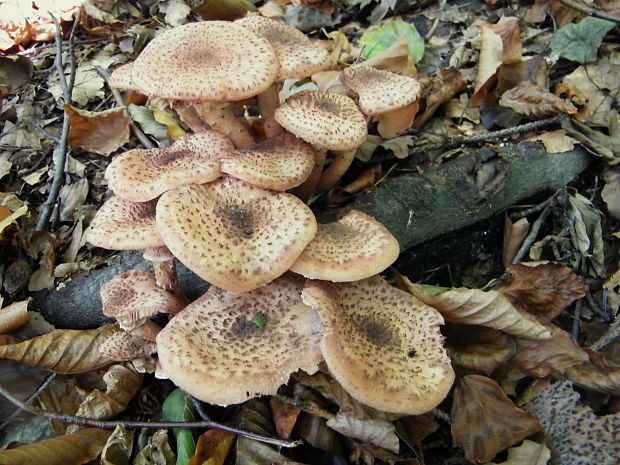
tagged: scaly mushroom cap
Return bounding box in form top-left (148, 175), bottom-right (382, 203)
top-left (131, 21), bottom-right (278, 101)
top-left (87, 197), bottom-right (164, 250)
top-left (143, 246), bottom-right (175, 263)
top-left (156, 177), bottom-right (317, 292)
top-left (301, 276), bottom-right (455, 415)
top-left (290, 210), bottom-right (399, 281)
top-left (105, 131), bottom-right (234, 202)
top-left (109, 62), bottom-right (136, 89)
top-left (157, 275), bottom-right (323, 405)
top-left (341, 65), bottom-right (421, 116)
top-left (220, 133), bottom-right (315, 190)
top-left (274, 91), bottom-right (368, 150)
top-left (99, 331), bottom-right (157, 361)
top-left (100, 270), bottom-right (185, 327)
top-left (235, 16), bottom-right (331, 80)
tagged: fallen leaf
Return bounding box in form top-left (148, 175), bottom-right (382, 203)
top-left (526, 130), bottom-right (579, 153)
top-left (133, 429), bottom-right (176, 465)
top-left (601, 167), bottom-right (620, 220)
top-left (497, 263), bottom-right (587, 320)
top-left (0, 428), bottom-right (111, 465)
top-left (362, 38), bottom-right (417, 76)
top-left (359, 19), bottom-right (424, 63)
top-left (0, 324), bottom-right (117, 373)
top-left (59, 178), bottom-right (89, 221)
top-left (499, 82), bottom-right (577, 117)
top-left (163, 0), bottom-right (191, 27)
top-left (127, 104), bottom-right (168, 140)
top-left (326, 410), bottom-right (400, 453)
top-left (550, 17), bottom-right (615, 63)
top-left (342, 164), bottom-right (382, 194)
top-left (162, 388), bottom-right (197, 465)
top-left (0, 153), bottom-right (12, 182)
top-left (3, 258), bottom-right (31, 296)
top-left (0, 120), bottom-right (42, 149)
top-left (152, 107), bottom-right (186, 140)
top-left (522, 381), bottom-right (620, 465)
top-left (565, 349), bottom-right (620, 396)
top-left (566, 192), bottom-right (604, 277)
top-left (492, 439), bottom-right (550, 465)
top-left (193, 0), bottom-right (257, 21)
top-left (65, 105), bottom-right (131, 156)
top-left (0, 298), bottom-right (30, 333)
top-left (101, 425), bottom-right (134, 465)
top-left (502, 216), bottom-right (530, 267)
top-left (396, 413), bottom-right (439, 453)
top-left (413, 67), bottom-right (467, 128)
top-left (451, 375), bottom-right (542, 463)
top-left (270, 397), bottom-right (301, 440)
top-left (187, 429), bottom-right (235, 465)
top-left (0, 55), bottom-right (33, 96)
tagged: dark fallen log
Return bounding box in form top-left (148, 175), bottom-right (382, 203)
top-left (33, 142), bottom-right (591, 329)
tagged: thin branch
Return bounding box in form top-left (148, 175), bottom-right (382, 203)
top-left (589, 313), bottom-right (620, 351)
top-left (511, 206), bottom-right (552, 264)
top-left (557, 0), bottom-right (620, 24)
top-left (0, 373), bottom-right (56, 430)
top-left (94, 66), bottom-right (155, 149)
top-left (0, 382), bottom-right (301, 448)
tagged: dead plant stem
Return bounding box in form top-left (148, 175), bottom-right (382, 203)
top-left (557, 0), bottom-right (620, 24)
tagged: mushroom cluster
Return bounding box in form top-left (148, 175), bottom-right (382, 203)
top-left (89, 16), bottom-right (453, 415)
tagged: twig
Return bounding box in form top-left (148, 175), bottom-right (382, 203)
top-left (589, 313), bottom-right (620, 351)
top-left (94, 66), bottom-right (155, 149)
top-left (35, 13), bottom-right (79, 231)
top-left (29, 121), bottom-right (60, 144)
top-left (0, 382), bottom-right (301, 448)
top-left (557, 0), bottom-right (620, 24)
top-left (511, 189), bottom-right (562, 219)
top-left (0, 373), bottom-right (56, 430)
top-left (511, 206), bottom-right (552, 264)
top-left (0, 120), bottom-right (23, 142)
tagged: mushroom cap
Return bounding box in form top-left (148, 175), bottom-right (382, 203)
top-left (301, 276), bottom-right (455, 415)
top-left (105, 131), bottom-right (234, 202)
top-left (341, 65), bottom-right (421, 115)
top-left (220, 133), bottom-right (315, 190)
top-left (156, 177), bottom-right (317, 292)
top-left (109, 62), bottom-right (136, 90)
top-left (87, 197), bottom-right (165, 250)
top-left (290, 210), bottom-right (400, 281)
top-left (143, 246), bottom-right (175, 263)
top-left (100, 270), bottom-right (185, 328)
top-left (99, 331), bottom-right (157, 361)
top-left (131, 21), bottom-right (279, 101)
top-left (235, 16), bottom-right (331, 80)
top-left (274, 91), bottom-right (368, 150)
top-left (157, 275), bottom-right (323, 405)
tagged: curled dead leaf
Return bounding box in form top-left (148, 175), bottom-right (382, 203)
top-left (65, 104), bottom-right (131, 156)
top-left (0, 298), bottom-right (30, 333)
top-left (565, 349), bottom-right (620, 396)
top-left (499, 82), bottom-right (577, 117)
top-left (493, 439), bottom-right (550, 465)
top-left (187, 429), bottom-right (235, 465)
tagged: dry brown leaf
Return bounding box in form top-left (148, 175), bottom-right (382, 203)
top-left (412, 68), bottom-right (467, 128)
top-left (0, 428), bottom-right (111, 464)
top-left (497, 263), bottom-right (587, 320)
top-left (376, 101), bottom-right (418, 138)
top-left (492, 439), bottom-right (550, 465)
top-left (0, 298), bottom-right (30, 333)
top-left (101, 425), bottom-right (134, 465)
top-left (397, 274), bottom-right (552, 340)
top-left (526, 130), bottom-right (579, 153)
top-left (65, 104), bottom-right (131, 156)
top-left (270, 397), bottom-right (301, 440)
top-left (326, 410), bottom-right (400, 453)
top-left (499, 82), bottom-right (577, 117)
top-left (38, 375), bottom-right (87, 435)
top-left (0, 324), bottom-right (117, 372)
top-left (362, 38), bottom-right (417, 77)
top-left (342, 164), bottom-right (382, 194)
top-left (503, 216), bottom-right (530, 267)
top-left (397, 413), bottom-right (439, 452)
top-left (565, 349), bottom-right (620, 396)
top-left (452, 375), bottom-right (542, 463)
top-left (187, 429), bottom-right (235, 465)
top-left (602, 167), bottom-right (620, 220)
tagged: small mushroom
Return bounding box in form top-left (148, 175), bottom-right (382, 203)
top-left (290, 210), bottom-right (399, 281)
top-left (301, 276), bottom-right (455, 415)
top-left (156, 275), bottom-right (323, 406)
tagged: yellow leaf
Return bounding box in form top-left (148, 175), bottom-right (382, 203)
top-left (188, 429), bottom-right (235, 465)
top-left (0, 204), bottom-right (28, 239)
top-left (151, 107), bottom-right (186, 140)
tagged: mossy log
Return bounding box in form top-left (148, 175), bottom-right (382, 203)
top-left (33, 142), bottom-right (591, 328)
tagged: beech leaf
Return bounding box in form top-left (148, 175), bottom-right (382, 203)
top-left (0, 324), bottom-right (118, 373)
top-left (134, 429), bottom-right (176, 465)
top-left (65, 104), bottom-right (131, 156)
top-left (566, 192), bottom-right (604, 277)
top-left (499, 82), bottom-right (577, 117)
top-left (0, 298), bottom-right (30, 333)
top-left (326, 410), bottom-right (400, 453)
top-left (359, 19), bottom-right (424, 63)
top-left (162, 388), bottom-right (197, 465)
top-left (187, 429), bottom-right (235, 465)
top-left (550, 17), bottom-right (615, 63)
top-left (269, 397), bottom-right (301, 440)
top-left (451, 375), bottom-right (542, 463)
top-left (101, 425), bottom-right (134, 465)
top-left (0, 428), bottom-right (111, 465)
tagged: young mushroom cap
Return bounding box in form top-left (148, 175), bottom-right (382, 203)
top-left (301, 276), bottom-right (455, 415)
top-left (274, 91), bottom-right (368, 151)
top-left (156, 275), bottom-right (323, 405)
top-left (341, 65), bottom-right (421, 115)
top-left (87, 197), bottom-right (165, 250)
top-left (105, 131), bottom-right (235, 202)
top-left (99, 331), bottom-right (157, 361)
top-left (156, 177), bottom-right (317, 292)
top-left (235, 16), bottom-right (331, 80)
top-left (109, 61), bottom-right (136, 90)
top-left (131, 21), bottom-right (278, 101)
top-left (290, 210), bottom-right (400, 281)
top-left (220, 133), bottom-right (315, 191)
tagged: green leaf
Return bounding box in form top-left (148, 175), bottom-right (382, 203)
top-left (359, 19), bottom-right (424, 63)
top-left (127, 104), bottom-right (169, 140)
top-left (162, 389), bottom-right (197, 465)
top-left (550, 17), bottom-right (615, 63)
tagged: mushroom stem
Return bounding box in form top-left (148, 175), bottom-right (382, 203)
top-left (192, 101), bottom-right (255, 148)
top-left (315, 149), bottom-right (357, 193)
top-left (292, 147), bottom-right (327, 202)
top-left (257, 83), bottom-right (281, 120)
top-left (143, 247), bottom-right (185, 302)
top-left (130, 319), bottom-right (162, 342)
top-left (263, 117), bottom-right (284, 139)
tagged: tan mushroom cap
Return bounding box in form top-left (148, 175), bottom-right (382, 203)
top-left (290, 210), bottom-right (399, 281)
top-left (105, 131), bottom-right (234, 202)
top-left (109, 62), bottom-right (136, 90)
top-left (87, 197), bottom-right (164, 250)
top-left (301, 276), bottom-right (455, 415)
top-left (220, 133), bottom-right (315, 190)
top-left (143, 246), bottom-right (175, 263)
top-left (341, 65), bottom-right (421, 115)
top-left (131, 21), bottom-right (278, 101)
top-left (156, 177), bottom-right (317, 292)
top-left (157, 275), bottom-right (323, 405)
top-left (99, 331), bottom-right (157, 361)
top-left (100, 270), bottom-right (185, 328)
top-left (235, 16), bottom-right (331, 80)
top-left (274, 91), bottom-right (368, 151)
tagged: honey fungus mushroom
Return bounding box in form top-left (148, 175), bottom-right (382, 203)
top-left (302, 276), bottom-right (455, 415)
top-left (156, 275), bottom-right (323, 405)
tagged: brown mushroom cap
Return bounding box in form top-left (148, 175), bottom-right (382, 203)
top-left (341, 65), bottom-right (421, 115)
top-left (109, 62), bottom-right (136, 90)
top-left (99, 331), bottom-right (157, 361)
top-left (105, 131), bottom-right (234, 202)
top-left (301, 276), bottom-right (455, 415)
top-left (235, 16), bottom-right (331, 80)
top-left (87, 197), bottom-right (164, 250)
top-left (156, 177), bottom-right (317, 292)
top-left (274, 91), bottom-right (368, 150)
top-left (131, 21), bottom-right (278, 101)
top-left (290, 210), bottom-right (399, 281)
top-left (220, 133), bottom-right (315, 190)
top-left (157, 275), bottom-right (323, 405)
